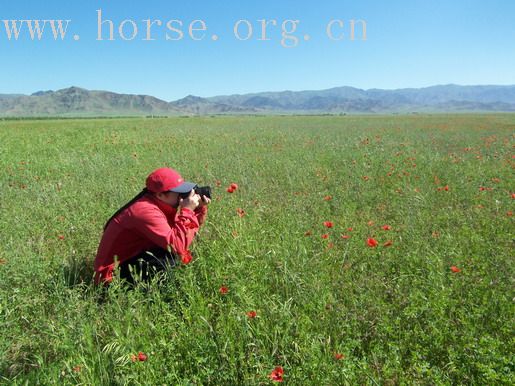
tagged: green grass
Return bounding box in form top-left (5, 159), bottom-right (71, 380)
top-left (0, 114), bottom-right (513, 385)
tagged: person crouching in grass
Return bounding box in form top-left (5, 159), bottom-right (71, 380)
top-left (94, 167), bottom-right (210, 285)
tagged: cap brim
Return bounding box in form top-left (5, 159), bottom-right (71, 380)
top-left (168, 181), bottom-right (197, 194)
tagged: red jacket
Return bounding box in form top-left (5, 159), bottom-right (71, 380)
top-left (94, 193), bottom-right (207, 284)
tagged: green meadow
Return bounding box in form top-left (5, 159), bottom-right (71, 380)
top-left (0, 114), bottom-right (513, 385)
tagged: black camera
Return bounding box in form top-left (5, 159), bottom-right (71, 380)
top-left (179, 185), bottom-right (212, 200)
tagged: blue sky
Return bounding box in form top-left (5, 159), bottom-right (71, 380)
top-left (1, 0), bottom-right (514, 101)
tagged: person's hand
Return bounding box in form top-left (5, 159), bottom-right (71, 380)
top-left (198, 195), bottom-right (211, 207)
top-left (179, 190), bottom-right (200, 211)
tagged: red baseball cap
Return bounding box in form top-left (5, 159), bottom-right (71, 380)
top-left (145, 167), bottom-right (197, 193)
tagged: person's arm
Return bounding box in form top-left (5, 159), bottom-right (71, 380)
top-left (134, 205), bottom-right (199, 255)
top-left (194, 194), bottom-right (210, 226)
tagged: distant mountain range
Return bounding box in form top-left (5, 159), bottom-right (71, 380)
top-left (1, 84), bottom-right (515, 117)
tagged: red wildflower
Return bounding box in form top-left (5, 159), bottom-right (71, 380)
top-left (131, 352), bottom-right (148, 362)
top-left (72, 365), bottom-right (81, 373)
top-left (382, 225), bottom-right (391, 230)
top-left (507, 211), bottom-right (512, 217)
top-left (181, 250), bottom-right (192, 265)
top-left (444, 185), bottom-right (449, 191)
top-left (341, 234), bottom-right (350, 239)
top-left (383, 240), bottom-right (393, 247)
top-left (323, 195), bottom-right (332, 201)
top-left (326, 242), bottom-right (335, 249)
top-left (137, 352), bottom-right (148, 361)
top-left (323, 221), bottom-right (334, 228)
top-left (246, 311), bottom-right (257, 318)
top-left (334, 353), bottom-right (345, 360)
top-left (450, 266), bottom-right (461, 273)
top-left (236, 208), bottom-right (246, 217)
top-left (269, 366), bottom-right (284, 382)
top-left (367, 238), bottom-right (378, 247)
top-left (58, 235), bottom-right (65, 240)
top-left (511, 193), bottom-right (515, 199)
top-left (219, 286), bottom-right (229, 295)
top-left (362, 176), bottom-right (370, 181)
top-left (230, 183), bottom-right (239, 190)
top-left (321, 234), bottom-right (329, 239)
top-left (227, 187), bottom-right (235, 193)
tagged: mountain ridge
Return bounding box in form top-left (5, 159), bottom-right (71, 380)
top-left (1, 84), bottom-right (515, 116)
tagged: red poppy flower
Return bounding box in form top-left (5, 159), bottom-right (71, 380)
top-left (137, 352), bottom-right (148, 361)
top-left (236, 208), bottom-right (245, 217)
top-left (341, 234), bottom-right (350, 239)
top-left (219, 286), bottom-right (229, 295)
top-left (508, 211), bottom-right (513, 217)
top-left (443, 185), bottom-right (449, 191)
top-left (321, 234), bottom-right (329, 239)
top-left (58, 235), bottom-right (65, 240)
top-left (511, 193), bottom-right (515, 199)
top-left (383, 240), bottom-right (393, 247)
top-left (367, 238), bottom-right (378, 247)
top-left (131, 352), bottom-right (148, 362)
top-left (323, 221), bottom-right (334, 228)
top-left (323, 195), bottom-right (332, 201)
top-left (227, 187), bottom-right (235, 193)
top-left (230, 183), bottom-right (239, 190)
top-left (269, 366), bottom-right (284, 382)
top-left (362, 176), bottom-right (369, 181)
top-left (181, 250), bottom-right (192, 265)
top-left (382, 225), bottom-right (391, 231)
top-left (246, 311), bottom-right (257, 318)
top-left (450, 266), bottom-right (461, 273)
top-left (334, 353), bottom-right (345, 360)
top-left (347, 227), bottom-right (353, 231)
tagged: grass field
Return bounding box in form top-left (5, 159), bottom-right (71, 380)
top-left (0, 114), bottom-right (513, 385)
